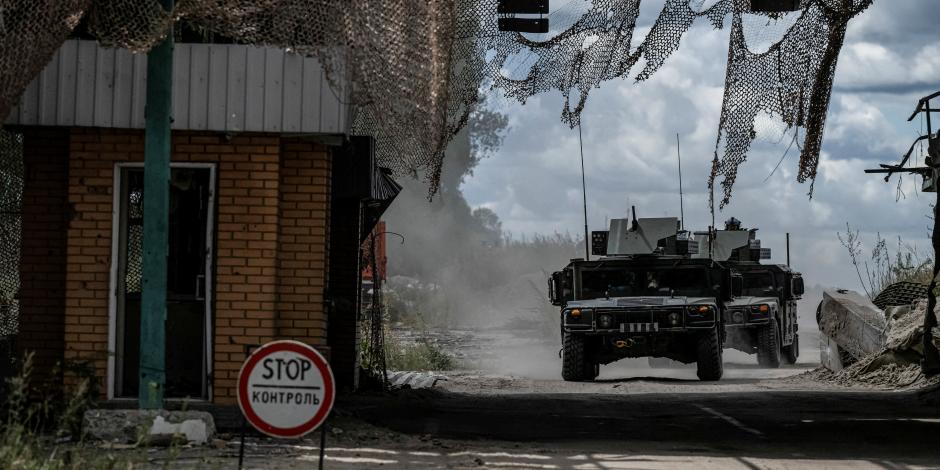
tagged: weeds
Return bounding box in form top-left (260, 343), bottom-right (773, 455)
top-left (838, 223), bottom-right (933, 299)
top-left (0, 353), bottom-right (97, 469)
top-left (0, 353), bottom-right (174, 469)
top-left (385, 336), bottom-right (455, 372)
top-left (359, 310), bottom-right (457, 376)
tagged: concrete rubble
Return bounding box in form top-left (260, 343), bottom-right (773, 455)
top-left (816, 286), bottom-right (940, 388)
top-left (83, 409), bottom-right (215, 446)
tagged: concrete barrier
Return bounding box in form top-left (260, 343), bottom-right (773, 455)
top-left (818, 289), bottom-right (886, 363)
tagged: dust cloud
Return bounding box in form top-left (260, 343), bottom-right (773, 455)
top-left (383, 105), bottom-right (580, 378)
top-left (383, 105), bottom-right (823, 379)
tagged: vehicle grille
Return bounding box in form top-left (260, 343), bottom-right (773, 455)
top-left (595, 307), bottom-right (686, 330)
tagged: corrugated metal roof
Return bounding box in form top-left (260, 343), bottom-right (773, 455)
top-left (373, 167), bottom-right (402, 202)
top-left (6, 40), bottom-right (350, 135)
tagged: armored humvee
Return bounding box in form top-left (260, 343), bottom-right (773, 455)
top-left (694, 218), bottom-right (804, 366)
top-left (548, 213), bottom-right (742, 381)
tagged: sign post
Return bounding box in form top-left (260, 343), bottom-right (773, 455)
top-left (237, 341), bottom-right (336, 467)
top-left (139, 0), bottom-right (174, 411)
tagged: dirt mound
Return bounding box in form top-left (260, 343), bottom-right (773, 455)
top-left (801, 352), bottom-right (940, 390)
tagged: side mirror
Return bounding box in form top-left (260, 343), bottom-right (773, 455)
top-left (549, 272), bottom-right (563, 306)
top-left (731, 274), bottom-right (744, 298)
top-left (791, 275), bottom-right (805, 297)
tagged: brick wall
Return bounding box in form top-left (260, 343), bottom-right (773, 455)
top-left (200, 133), bottom-right (282, 404)
top-left (55, 128), bottom-right (332, 403)
top-left (361, 221), bottom-right (387, 281)
top-left (16, 128), bottom-right (70, 379)
top-left (275, 140), bottom-right (331, 348)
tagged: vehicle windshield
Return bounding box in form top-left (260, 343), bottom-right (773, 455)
top-left (742, 271), bottom-right (775, 296)
top-left (578, 266), bottom-right (711, 299)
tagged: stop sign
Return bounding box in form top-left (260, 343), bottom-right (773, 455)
top-left (237, 340), bottom-right (335, 438)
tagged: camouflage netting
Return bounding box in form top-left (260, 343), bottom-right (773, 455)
top-left (0, 0), bottom-right (871, 198)
top-left (0, 130), bottom-right (23, 347)
top-left (711, 0), bottom-right (874, 206)
top-left (0, 0), bottom-right (457, 187)
top-left (460, 0), bottom-right (873, 206)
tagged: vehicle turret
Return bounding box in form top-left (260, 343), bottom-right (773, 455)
top-left (590, 207), bottom-right (698, 258)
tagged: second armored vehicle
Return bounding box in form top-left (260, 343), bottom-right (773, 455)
top-left (695, 218), bottom-right (804, 367)
top-left (548, 213), bottom-right (742, 381)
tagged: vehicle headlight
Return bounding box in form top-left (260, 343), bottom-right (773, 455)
top-left (567, 308), bottom-right (592, 322)
top-left (688, 305), bottom-right (714, 316)
top-left (749, 304), bottom-right (770, 315)
top-left (598, 313), bottom-right (613, 329)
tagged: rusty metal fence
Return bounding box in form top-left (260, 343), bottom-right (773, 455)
top-left (0, 130), bottom-right (23, 382)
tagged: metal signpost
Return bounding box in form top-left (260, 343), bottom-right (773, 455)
top-left (140, 0), bottom-right (174, 410)
top-left (237, 340), bottom-right (337, 469)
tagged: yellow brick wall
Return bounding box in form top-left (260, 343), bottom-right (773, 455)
top-left (63, 128), bottom-right (331, 404)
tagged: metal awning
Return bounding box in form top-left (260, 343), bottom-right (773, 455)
top-left (361, 167), bottom-right (401, 243)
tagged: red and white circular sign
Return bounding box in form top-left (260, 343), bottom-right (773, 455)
top-left (237, 340), bottom-right (335, 438)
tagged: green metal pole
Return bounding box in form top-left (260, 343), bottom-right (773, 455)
top-left (140, 0), bottom-right (174, 409)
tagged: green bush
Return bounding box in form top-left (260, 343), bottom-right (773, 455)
top-left (359, 315), bottom-right (457, 375)
top-left (387, 339), bottom-right (455, 372)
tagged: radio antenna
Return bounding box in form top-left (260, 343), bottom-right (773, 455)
top-left (676, 133), bottom-right (685, 231)
top-left (578, 122), bottom-right (589, 261)
top-left (709, 152), bottom-right (717, 260)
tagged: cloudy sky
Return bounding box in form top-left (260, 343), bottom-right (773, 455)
top-left (460, 0), bottom-right (940, 290)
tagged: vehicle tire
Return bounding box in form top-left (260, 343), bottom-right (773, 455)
top-left (586, 362), bottom-right (600, 380)
top-left (757, 319), bottom-right (781, 368)
top-left (782, 333), bottom-right (799, 365)
top-left (562, 332), bottom-right (589, 381)
top-left (696, 328), bottom-right (723, 381)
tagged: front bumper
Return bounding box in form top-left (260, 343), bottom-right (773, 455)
top-left (564, 306), bottom-right (716, 334)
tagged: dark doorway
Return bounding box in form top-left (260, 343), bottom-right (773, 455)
top-left (114, 165), bottom-right (214, 399)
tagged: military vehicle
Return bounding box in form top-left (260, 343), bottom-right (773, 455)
top-left (548, 211), bottom-right (743, 381)
top-left (695, 218), bottom-right (804, 367)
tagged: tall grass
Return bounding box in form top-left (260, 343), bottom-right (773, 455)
top-left (2, 354), bottom-right (82, 469)
top-left (838, 223), bottom-right (932, 299)
top-left (359, 309), bottom-right (456, 375)
top-left (0, 354), bottom-right (126, 469)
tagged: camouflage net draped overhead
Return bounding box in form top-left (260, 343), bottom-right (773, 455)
top-left (0, 0), bottom-right (871, 199)
top-left (460, 0), bottom-right (874, 205)
top-left (0, 0), bottom-right (457, 187)
top-left (713, 0), bottom-right (874, 206)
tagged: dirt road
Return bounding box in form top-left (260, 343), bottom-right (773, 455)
top-left (341, 383), bottom-right (940, 469)
top-left (333, 328), bottom-right (939, 468)
top-left (196, 373), bottom-right (940, 469)
top-left (138, 328), bottom-right (940, 469)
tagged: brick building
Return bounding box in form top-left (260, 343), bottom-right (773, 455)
top-left (5, 40), bottom-right (397, 404)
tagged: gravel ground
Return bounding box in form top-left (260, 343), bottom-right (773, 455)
top-left (390, 326), bottom-right (868, 395)
top-left (66, 326), bottom-right (940, 469)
